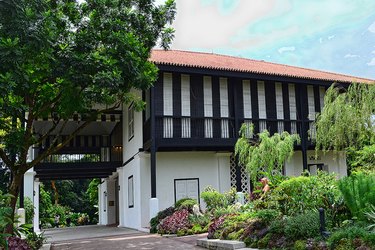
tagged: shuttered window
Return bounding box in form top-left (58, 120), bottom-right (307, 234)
top-left (163, 73), bottom-right (173, 138)
top-left (242, 80), bottom-right (252, 119)
top-left (203, 76), bottom-right (213, 138)
top-left (220, 78), bottom-right (229, 138)
top-left (257, 81), bottom-right (266, 132)
top-left (307, 85), bottom-right (315, 120)
top-left (275, 82), bottom-right (284, 133)
top-left (288, 84), bottom-right (297, 134)
top-left (181, 74), bottom-right (191, 138)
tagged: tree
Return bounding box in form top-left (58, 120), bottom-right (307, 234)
top-left (0, 0), bottom-right (176, 233)
top-left (315, 83), bottom-right (375, 152)
top-left (315, 83), bottom-right (375, 171)
top-left (235, 124), bottom-right (301, 184)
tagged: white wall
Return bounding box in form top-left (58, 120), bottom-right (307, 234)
top-left (123, 90), bottom-right (143, 162)
top-left (122, 155), bottom-right (142, 229)
top-left (155, 151), bottom-right (231, 211)
top-left (284, 150), bottom-right (347, 177)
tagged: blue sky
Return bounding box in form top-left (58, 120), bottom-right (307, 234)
top-left (157, 0), bottom-right (375, 79)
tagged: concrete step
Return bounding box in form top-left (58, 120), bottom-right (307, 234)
top-left (196, 238), bottom-right (258, 250)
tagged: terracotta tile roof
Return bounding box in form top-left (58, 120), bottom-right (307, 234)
top-left (150, 50), bottom-right (374, 84)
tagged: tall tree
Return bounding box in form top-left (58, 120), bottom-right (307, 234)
top-left (0, 0), bottom-right (175, 233)
top-left (235, 124), bottom-right (300, 184)
top-left (315, 83), bottom-right (375, 171)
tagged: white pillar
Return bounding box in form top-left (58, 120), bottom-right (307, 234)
top-left (23, 170), bottom-right (35, 202)
top-left (33, 181), bottom-right (40, 232)
top-left (98, 182), bottom-right (102, 225)
top-left (117, 168), bottom-right (124, 227)
top-left (149, 198), bottom-right (159, 221)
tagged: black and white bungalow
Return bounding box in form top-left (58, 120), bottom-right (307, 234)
top-left (24, 50), bottom-right (372, 231)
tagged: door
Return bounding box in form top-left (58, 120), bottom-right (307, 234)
top-left (174, 178), bottom-right (199, 203)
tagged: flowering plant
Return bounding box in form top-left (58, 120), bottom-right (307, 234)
top-left (157, 209), bottom-right (190, 234)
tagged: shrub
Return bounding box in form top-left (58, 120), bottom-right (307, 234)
top-left (0, 191), bottom-right (13, 249)
top-left (338, 172), bottom-right (375, 221)
top-left (327, 224), bottom-right (375, 249)
top-left (201, 186), bottom-right (236, 211)
top-left (253, 209), bottom-right (281, 225)
top-left (268, 172), bottom-right (342, 216)
top-left (175, 198), bottom-right (198, 211)
top-left (7, 236), bottom-right (31, 250)
top-left (25, 232), bottom-right (46, 250)
top-left (284, 210), bottom-right (320, 241)
top-left (207, 215), bottom-right (229, 239)
top-left (157, 209), bottom-right (190, 235)
top-left (149, 206), bottom-right (175, 233)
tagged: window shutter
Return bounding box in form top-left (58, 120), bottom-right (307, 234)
top-left (181, 74), bottom-right (191, 138)
top-left (275, 82), bottom-right (284, 119)
top-left (288, 84), bottom-right (297, 134)
top-left (307, 85), bottom-right (315, 120)
top-left (242, 80), bottom-right (252, 119)
top-left (203, 76), bottom-right (213, 138)
top-left (288, 84), bottom-right (297, 120)
top-left (163, 73), bottom-right (173, 138)
top-left (257, 81), bottom-right (266, 119)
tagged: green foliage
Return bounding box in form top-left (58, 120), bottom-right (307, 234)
top-left (349, 144), bottom-right (375, 172)
top-left (23, 197), bottom-right (34, 225)
top-left (201, 186), bottom-right (237, 212)
top-left (0, 0), bottom-right (176, 229)
top-left (284, 211), bottom-right (321, 241)
top-left (293, 240), bottom-right (307, 250)
top-left (315, 83), bottom-right (375, 152)
top-left (365, 205), bottom-right (375, 232)
top-left (175, 198), bottom-right (198, 211)
top-left (253, 209), bottom-right (281, 225)
top-left (0, 191), bottom-right (13, 248)
top-left (327, 224), bottom-right (375, 250)
top-left (235, 123), bottom-right (300, 183)
top-left (266, 172), bottom-right (342, 216)
top-left (86, 178), bottom-right (100, 206)
top-left (338, 172), bottom-right (375, 220)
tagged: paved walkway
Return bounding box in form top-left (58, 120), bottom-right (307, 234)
top-left (44, 225), bottom-right (206, 250)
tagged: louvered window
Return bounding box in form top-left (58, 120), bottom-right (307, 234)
top-left (163, 73), bottom-right (173, 138)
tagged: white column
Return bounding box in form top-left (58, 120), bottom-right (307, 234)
top-left (33, 180), bottom-right (40, 232)
top-left (149, 198), bottom-right (159, 222)
top-left (98, 182), bottom-right (102, 225)
top-left (23, 170), bottom-right (35, 203)
top-left (117, 168), bottom-right (124, 227)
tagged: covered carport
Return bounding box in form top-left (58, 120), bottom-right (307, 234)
top-left (24, 112), bottom-right (123, 232)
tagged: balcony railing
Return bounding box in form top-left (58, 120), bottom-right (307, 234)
top-left (155, 116), bottom-right (236, 139)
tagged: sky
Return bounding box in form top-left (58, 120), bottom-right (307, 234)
top-left (155, 0), bottom-right (375, 80)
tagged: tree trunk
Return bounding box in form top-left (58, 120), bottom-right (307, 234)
top-left (5, 172), bottom-right (22, 235)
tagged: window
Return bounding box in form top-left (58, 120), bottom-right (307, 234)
top-left (163, 73), bottom-right (173, 138)
top-left (174, 178), bottom-right (199, 203)
top-left (128, 103), bottom-right (134, 141)
top-left (128, 175), bottom-right (134, 208)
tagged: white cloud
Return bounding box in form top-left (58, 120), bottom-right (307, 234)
top-left (344, 54), bottom-right (359, 58)
top-left (368, 21), bottom-right (375, 33)
top-left (278, 46), bottom-right (295, 54)
top-left (319, 38), bottom-right (323, 43)
top-left (328, 35), bottom-right (335, 40)
top-left (367, 58), bottom-right (375, 66)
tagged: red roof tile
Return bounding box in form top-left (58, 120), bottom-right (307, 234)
top-left (150, 50), bottom-right (374, 84)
